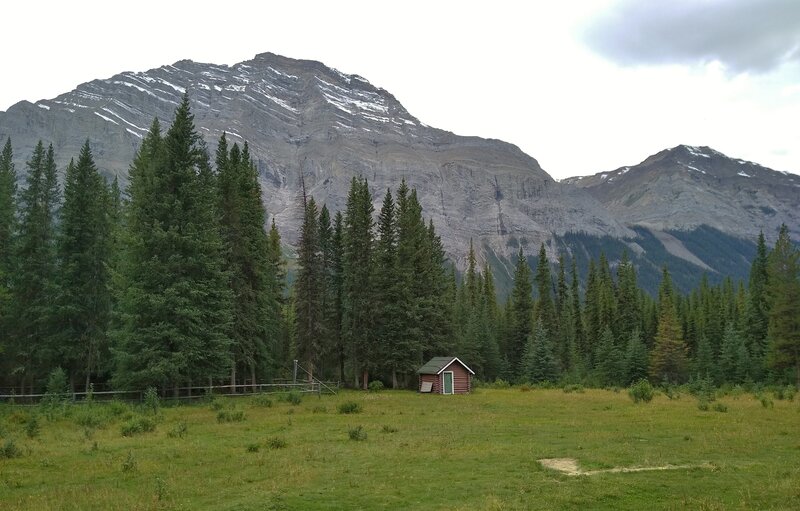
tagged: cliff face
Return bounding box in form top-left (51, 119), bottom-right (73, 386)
top-left (0, 52), bottom-right (629, 266)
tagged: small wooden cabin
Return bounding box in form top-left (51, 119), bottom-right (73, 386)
top-left (418, 357), bottom-right (475, 394)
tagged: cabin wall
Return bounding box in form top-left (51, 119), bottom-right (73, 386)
top-left (419, 374), bottom-right (440, 393)
top-left (448, 363), bottom-right (471, 394)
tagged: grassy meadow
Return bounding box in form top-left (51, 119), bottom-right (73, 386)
top-left (1, 386), bottom-right (799, 510)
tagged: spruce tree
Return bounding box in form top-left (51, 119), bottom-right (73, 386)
top-left (114, 96), bottom-right (232, 392)
top-left (479, 264), bottom-right (501, 380)
top-left (719, 324), bottom-right (748, 384)
top-left (571, 257), bottom-right (586, 372)
top-left (521, 321), bottom-right (558, 383)
top-left (508, 247), bottom-right (533, 380)
top-left (765, 224), bottom-right (800, 385)
top-left (342, 177), bottom-right (374, 388)
top-left (649, 267), bottom-right (689, 384)
top-left (745, 232), bottom-right (770, 363)
top-left (533, 244), bottom-right (558, 345)
top-left (624, 329), bottom-right (649, 385)
top-left (10, 142), bottom-right (60, 391)
top-left (0, 137), bottom-right (15, 364)
top-left (56, 141), bottom-right (112, 390)
top-left (595, 326), bottom-right (624, 386)
top-left (295, 195), bottom-right (323, 379)
top-left (616, 250), bottom-right (640, 344)
top-left (328, 212), bottom-right (345, 381)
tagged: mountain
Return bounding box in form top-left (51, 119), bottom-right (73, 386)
top-left (0, 52), bottom-right (629, 272)
top-left (564, 144), bottom-right (800, 242)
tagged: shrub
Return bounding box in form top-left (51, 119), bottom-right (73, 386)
top-left (121, 451), bottom-right (137, 472)
top-left (774, 385), bottom-right (796, 401)
top-left (286, 391), bottom-right (302, 406)
top-left (368, 381), bottom-right (384, 392)
top-left (628, 379), bottom-right (654, 404)
top-left (26, 415), bottom-right (40, 438)
top-left (562, 384), bottom-right (585, 394)
top-left (759, 396), bottom-right (774, 409)
top-left (143, 387), bottom-right (160, 415)
top-left (348, 425), bottom-right (367, 441)
top-left (311, 405), bottom-right (327, 414)
top-left (121, 416), bottom-right (156, 436)
top-left (0, 439), bottom-right (21, 459)
top-left (246, 443), bottom-right (260, 453)
top-left (266, 437), bottom-right (287, 449)
top-left (167, 421), bottom-right (188, 439)
top-left (381, 425), bottom-right (398, 434)
top-left (107, 400), bottom-right (130, 417)
top-left (74, 409), bottom-right (107, 429)
top-left (338, 401), bottom-right (362, 414)
top-left (492, 379), bottom-right (511, 389)
top-left (251, 394), bottom-right (273, 408)
top-left (209, 399), bottom-right (224, 411)
top-left (217, 410), bottom-right (246, 423)
top-left (697, 400), bottom-right (710, 411)
top-left (713, 403), bottom-right (728, 413)
top-left (518, 384), bottom-right (532, 392)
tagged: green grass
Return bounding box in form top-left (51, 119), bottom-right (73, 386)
top-left (0, 389), bottom-right (798, 510)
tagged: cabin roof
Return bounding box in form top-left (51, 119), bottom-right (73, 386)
top-left (417, 357), bottom-right (475, 375)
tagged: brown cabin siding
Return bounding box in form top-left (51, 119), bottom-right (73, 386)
top-left (419, 361), bottom-right (472, 394)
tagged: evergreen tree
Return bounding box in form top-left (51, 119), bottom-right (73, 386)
top-left (508, 247), bottom-right (533, 380)
top-left (595, 326), bottom-right (624, 386)
top-left (765, 224), bottom-right (800, 385)
top-left (521, 321), bottom-right (558, 383)
top-left (342, 177), bottom-right (374, 388)
top-left (533, 244), bottom-right (557, 345)
top-left (719, 324), bottom-right (748, 384)
top-left (624, 329), bottom-right (649, 385)
top-left (114, 96), bottom-right (232, 392)
top-left (615, 250), bottom-right (640, 343)
top-left (10, 142), bottom-right (60, 391)
top-left (328, 212), bottom-right (345, 382)
top-left (649, 267), bottom-right (689, 384)
top-left (56, 141), bottom-right (112, 390)
top-left (478, 265), bottom-right (501, 380)
top-left (571, 257), bottom-right (586, 372)
top-left (294, 195), bottom-right (323, 379)
top-left (555, 255), bottom-right (573, 372)
top-left (745, 231), bottom-right (770, 364)
top-left (693, 335), bottom-right (716, 383)
top-left (0, 137), bottom-right (15, 365)
top-left (217, 136), bottom-right (275, 386)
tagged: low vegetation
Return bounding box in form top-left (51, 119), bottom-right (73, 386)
top-left (0, 388), bottom-right (798, 510)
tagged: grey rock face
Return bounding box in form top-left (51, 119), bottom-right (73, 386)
top-left (564, 145), bottom-right (800, 242)
top-left (0, 52), bottom-right (630, 267)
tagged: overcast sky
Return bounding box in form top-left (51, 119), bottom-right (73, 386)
top-left (2, 0), bottom-right (800, 179)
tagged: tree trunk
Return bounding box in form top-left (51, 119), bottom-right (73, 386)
top-left (173, 382), bottom-right (179, 399)
top-left (250, 364), bottom-right (256, 393)
top-left (392, 368), bottom-right (398, 389)
top-left (230, 360), bottom-right (236, 394)
top-left (362, 368), bottom-right (369, 390)
top-left (308, 360), bottom-right (314, 383)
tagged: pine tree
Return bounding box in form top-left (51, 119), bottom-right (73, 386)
top-left (56, 141), bottom-right (112, 390)
top-left (649, 267), bottom-right (689, 384)
top-left (693, 335), bottom-right (716, 383)
top-left (114, 96), bottom-right (232, 392)
top-left (479, 264), bottom-right (501, 380)
top-left (533, 244), bottom-right (558, 346)
top-left (328, 212), bottom-right (345, 382)
top-left (765, 224), bottom-right (800, 385)
top-left (571, 257), bottom-right (586, 372)
top-left (719, 324), bottom-right (748, 384)
top-left (10, 142), bottom-right (60, 391)
top-left (616, 250), bottom-right (640, 344)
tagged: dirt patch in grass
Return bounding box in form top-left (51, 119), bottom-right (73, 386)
top-left (539, 457), bottom-right (709, 476)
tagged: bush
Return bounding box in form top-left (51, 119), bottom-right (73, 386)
top-left (628, 379), bottom-right (654, 404)
top-left (246, 443), bottom-right (260, 453)
top-left (562, 384), bottom-right (585, 394)
top-left (697, 400), bottom-right (710, 411)
top-left (311, 405), bottom-right (327, 414)
top-left (368, 381), bottom-right (384, 392)
top-left (775, 385), bottom-right (796, 401)
top-left (338, 401), bottom-right (362, 414)
top-left (492, 379), bottom-right (511, 389)
top-left (143, 387), bottom-right (160, 415)
top-left (381, 425), bottom-right (398, 434)
top-left (121, 451), bottom-right (137, 472)
top-left (121, 416), bottom-right (156, 436)
top-left (26, 415), bottom-right (41, 438)
top-left (759, 395), bottom-right (774, 409)
top-left (251, 394), bottom-right (273, 408)
top-left (74, 409), bottom-right (107, 429)
top-left (217, 410), bottom-right (246, 423)
top-left (266, 437), bottom-right (287, 449)
top-left (0, 439), bottom-right (22, 459)
top-left (209, 399), bottom-right (224, 411)
top-left (348, 425), bottom-right (367, 441)
top-left (518, 384), bottom-right (532, 392)
top-left (286, 391), bottom-right (302, 406)
top-left (107, 400), bottom-right (130, 417)
top-left (167, 421), bottom-right (188, 438)
top-left (713, 403), bottom-right (728, 413)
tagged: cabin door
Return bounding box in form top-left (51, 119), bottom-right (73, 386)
top-left (443, 371), bottom-right (454, 394)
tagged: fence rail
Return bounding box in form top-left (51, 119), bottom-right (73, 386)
top-left (0, 381), bottom-right (340, 405)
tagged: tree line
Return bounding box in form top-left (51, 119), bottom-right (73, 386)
top-left (0, 95), bottom-right (798, 394)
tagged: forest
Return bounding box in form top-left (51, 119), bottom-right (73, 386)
top-left (0, 95), bottom-right (798, 395)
